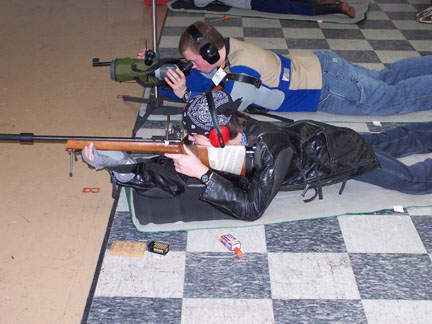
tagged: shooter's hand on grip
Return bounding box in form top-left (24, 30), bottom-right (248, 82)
top-left (165, 145), bottom-right (209, 180)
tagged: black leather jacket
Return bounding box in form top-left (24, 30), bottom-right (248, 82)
top-left (199, 118), bottom-right (379, 221)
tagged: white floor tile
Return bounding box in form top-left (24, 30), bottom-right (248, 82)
top-left (181, 298), bottom-right (274, 324)
top-left (410, 40), bottom-right (432, 52)
top-left (378, 4), bottom-right (417, 11)
top-left (392, 19), bottom-right (432, 30)
top-left (362, 300), bottom-right (432, 324)
top-left (327, 39), bottom-right (373, 50)
top-left (217, 26), bottom-right (245, 38)
top-left (268, 252), bottom-right (360, 299)
top-left (116, 188), bottom-right (129, 212)
top-left (245, 37), bottom-right (289, 50)
top-left (94, 251), bottom-right (186, 298)
top-left (339, 215), bottom-right (427, 253)
top-left (159, 36), bottom-right (181, 48)
top-left (283, 27), bottom-right (325, 39)
top-left (408, 207), bottom-right (432, 215)
top-left (360, 29), bottom-right (405, 40)
top-left (364, 11), bottom-right (390, 20)
top-left (375, 50), bottom-right (420, 64)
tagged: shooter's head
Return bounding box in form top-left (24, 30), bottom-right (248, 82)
top-left (179, 21), bottom-right (225, 73)
top-left (183, 90), bottom-right (244, 147)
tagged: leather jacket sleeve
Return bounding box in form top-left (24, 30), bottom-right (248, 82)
top-left (199, 132), bottom-right (295, 221)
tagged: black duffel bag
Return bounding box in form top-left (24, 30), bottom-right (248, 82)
top-left (280, 120), bottom-right (380, 201)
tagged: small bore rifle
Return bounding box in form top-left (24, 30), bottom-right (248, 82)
top-left (0, 133), bottom-right (254, 177)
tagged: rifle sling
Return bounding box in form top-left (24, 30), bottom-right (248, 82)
top-left (224, 73), bottom-right (262, 88)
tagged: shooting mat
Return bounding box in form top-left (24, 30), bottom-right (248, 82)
top-left (128, 122), bottom-right (432, 232)
top-left (167, 0), bottom-right (371, 24)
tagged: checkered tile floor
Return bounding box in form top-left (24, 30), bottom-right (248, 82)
top-left (82, 1), bottom-right (432, 323)
top-left (158, 0), bottom-right (432, 66)
top-left (85, 198), bottom-right (432, 323)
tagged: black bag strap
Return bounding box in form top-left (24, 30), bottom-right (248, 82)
top-left (303, 186), bottom-right (318, 203)
top-left (224, 73), bottom-right (262, 88)
top-left (108, 163), bottom-right (142, 174)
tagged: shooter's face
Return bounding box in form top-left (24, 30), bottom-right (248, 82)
top-left (182, 48), bottom-right (217, 74)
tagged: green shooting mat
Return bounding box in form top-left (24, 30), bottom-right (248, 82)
top-left (167, 0), bottom-right (371, 24)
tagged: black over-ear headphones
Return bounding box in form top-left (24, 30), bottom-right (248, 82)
top-left (205, 91), bottom-right (230, 148)
top-left (187, 24), bottom-right (220, 64)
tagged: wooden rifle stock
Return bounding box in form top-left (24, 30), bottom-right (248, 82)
top-left (66, 139), bottom-right (246, 176)
top-left (65, 139), bottom-right (186, 154)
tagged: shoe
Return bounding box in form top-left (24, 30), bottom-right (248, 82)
top-left (313, 1), bottom-right (355, 18)
top-left (418, 12), bottom-right (432, 23)
top-left (416, 5), bottom-right (432, 19)
top-left (341, 2), bottom-right (356, 18)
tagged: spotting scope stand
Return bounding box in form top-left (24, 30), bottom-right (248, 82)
top-left (92, 54), bottom-right (186, 137)
top-left (131, 0), bottom-right (185, 137)
top-left (92, 0), bottom-right (185, 137)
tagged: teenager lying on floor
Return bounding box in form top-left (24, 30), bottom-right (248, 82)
top-left (82, 90), bottom-right (432, 221)
top-left (193, 0), bottom-right (356, 18)
top-left (137, 21), bottom-right (432, 115)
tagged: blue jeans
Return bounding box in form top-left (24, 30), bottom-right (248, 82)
top-left (355, 122), bottom-right (432, 194)
top-left (315, 51), bottom-right (432, 115)
top-left (251, 0), bottom-right (314, 15)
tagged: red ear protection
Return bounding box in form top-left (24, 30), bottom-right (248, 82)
top-left (205, 91), bottom-right (230, 148)
top-left (209, 126), bottom-right (230, 148)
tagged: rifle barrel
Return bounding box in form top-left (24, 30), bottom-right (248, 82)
top-left (0, 133), bottom-right (181, 144)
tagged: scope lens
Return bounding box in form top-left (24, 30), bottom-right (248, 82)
top-left (110, 60), bottom-right (116, 81)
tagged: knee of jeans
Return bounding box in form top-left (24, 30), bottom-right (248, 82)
top-left (318, 88), bottom-right (331, 105)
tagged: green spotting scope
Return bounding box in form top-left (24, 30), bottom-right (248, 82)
top-left (92, 54), bottom-right (193, 87)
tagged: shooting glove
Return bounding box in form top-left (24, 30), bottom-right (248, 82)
top-left (82, 146), bottom-right (187, 198)
top-left (81, 147), bottom-right (136, 182)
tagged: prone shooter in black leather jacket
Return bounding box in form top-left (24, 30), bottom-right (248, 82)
top-left (83, 90), bottom-right (432, 222)
top-left (164, 90), bottom-right (379, 221)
